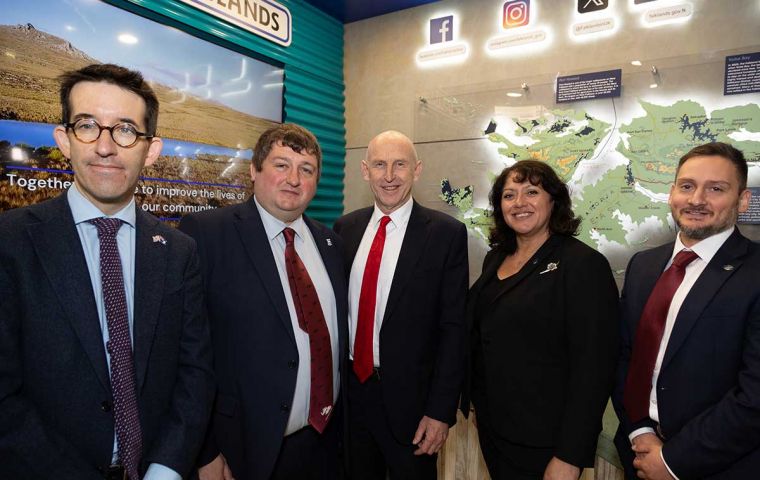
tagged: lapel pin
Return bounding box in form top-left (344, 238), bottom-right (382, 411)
top-left (326, 238), bottom-right (333, 246)
top-left (539, 261), bottom-right (559, 275)
top-left (152, 234), bottom-right (167, 245)
top-left (723, 264), bottom-right (734, 271)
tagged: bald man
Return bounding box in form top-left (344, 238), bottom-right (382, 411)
top-left (333, 131), bottom-right (468, 479)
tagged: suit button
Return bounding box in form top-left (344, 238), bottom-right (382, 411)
top-left (101, 401), bottom-right (112, 412)
top-left (659, 386), bottom-right (666, 391)
top-left (288, 360), bottom-right (297, 369)
top-left (280, 403), bottom-right (290, 412)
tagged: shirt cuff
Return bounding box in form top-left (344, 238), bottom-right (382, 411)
top-left (143, 463), bottom-right (182, 480)
top-left (660, 450), bottom-right (679, 480)
top-left (629, 427), bottom-right (656, 443)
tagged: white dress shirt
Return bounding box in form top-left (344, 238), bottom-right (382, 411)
top-left (629, 227), bottom-right (734, 478)
top-left (254, 197), bottom-right (339, 435)
top-left (348, 197), bottom-right (414, 367)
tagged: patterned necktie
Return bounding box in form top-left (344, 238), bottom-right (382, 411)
top-left (354, 215), bottom-right (391, 383)
top-left (89, 217), bottom-right (142, 480)
top-left (282, 227), bottom-right (334, 433)
top-left (623, 249), bottom-right (699, 424)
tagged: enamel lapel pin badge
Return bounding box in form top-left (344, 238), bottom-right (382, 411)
top-left (152, 234), bottom-right (167, 245)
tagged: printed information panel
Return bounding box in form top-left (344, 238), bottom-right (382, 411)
top-left (556, 69), bottom-right (621, 104)
top-left (724, 52), bottom-right (760, 95)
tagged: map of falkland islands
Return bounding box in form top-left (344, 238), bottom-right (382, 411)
top-left (441, 100), bottom-right (760, 272)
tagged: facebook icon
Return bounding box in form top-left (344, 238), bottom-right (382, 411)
top-left (430, 16), bottom-right (453, 44)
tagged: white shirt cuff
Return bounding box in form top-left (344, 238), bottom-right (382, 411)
top-left (143, 463), bottom-right (182, 480)
top-left (660, 450), bottom-right (679, 480)
top-left (629, 427), bottom-right (656, 443)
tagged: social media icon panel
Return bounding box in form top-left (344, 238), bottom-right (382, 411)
top-left (503, 0), bottom-right (530, 29)
top-left (578, 0), bottom-right (608, 14)
top-left (430, 16), bottom-right (454, 44)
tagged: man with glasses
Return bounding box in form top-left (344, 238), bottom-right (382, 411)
top-left (0, 63), bottom-right (214, 480)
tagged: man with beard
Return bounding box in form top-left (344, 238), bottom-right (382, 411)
top-left (613, 142), bottom-right (760, 479)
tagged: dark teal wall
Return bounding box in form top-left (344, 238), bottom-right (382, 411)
top-left (116, 0), bottom-right (346, 224)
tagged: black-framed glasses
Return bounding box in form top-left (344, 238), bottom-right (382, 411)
top-left (64, 118), bottom-right (152, 148)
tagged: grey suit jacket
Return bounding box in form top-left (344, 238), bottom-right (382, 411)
top-left (0, 193), bottom-right (214, 480)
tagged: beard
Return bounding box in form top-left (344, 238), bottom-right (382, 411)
top-left (675, 207), bottom-right (738, 241)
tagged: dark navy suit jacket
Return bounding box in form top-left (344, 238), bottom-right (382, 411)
top-left (0, 193), bottom-right (214, 480)
top-left (179, 198), bottom-right (348, 480)
top-left (333, 202), bottom-right (469, 443)
top-left (613, 229), bottom-right (760, 479)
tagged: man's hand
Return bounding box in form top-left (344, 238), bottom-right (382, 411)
top-left (631, 436), bottom-right (674, 480)
top-left (198, 454), bottom-right (235, 480)
top-left (543, 456), bottom-right (580, 480)
top-left (412, 415), bottom-right (449, 455)
top-left (631, 432), bottom-right (662, 458)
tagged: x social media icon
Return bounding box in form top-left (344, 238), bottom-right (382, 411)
top-left (578, 0), bottom-right (608, 13)
top-left (430, 16), bottom-right (453, 44)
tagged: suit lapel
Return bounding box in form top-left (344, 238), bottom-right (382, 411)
top-left (27, 194), bottom-right (110, 392)
top-left (490, 235), bottom-right (563, 304)
top-left (306, 216), bottom-right (347, 359)
top-left (343, 208), bottom-right (373, 271)
top-left (382, 202), bottom-right (430, 326)
top-left (234, 200), bottom-right (295, 343)
top-left (132, 209), bottom-right (167, 391)
top-left (663, 230), bottom-right (749, 369)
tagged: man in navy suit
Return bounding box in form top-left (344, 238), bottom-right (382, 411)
top-left (333, 130), bottom-right (468, 479)
top-left (614, 142), bottom-right (760, 479)
top-left (0, 64), bottom-right (214, 480)
top-left (179, 123), bottom-right (347, 480)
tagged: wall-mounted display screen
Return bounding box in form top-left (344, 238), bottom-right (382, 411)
top-left (1, 0), bottom-right (284, 221)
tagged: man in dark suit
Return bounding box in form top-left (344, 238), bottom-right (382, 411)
top-left (179, 123), bottom-right (347, 480)
top-left (0, 64), bottom-right (214, 480)
top-left (613, 142), bottom-right (760, 479)
top-left (333, 130), bottom-right (468, 479)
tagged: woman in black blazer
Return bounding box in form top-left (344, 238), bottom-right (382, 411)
top-left (462, 160), bottom-right (619, 480)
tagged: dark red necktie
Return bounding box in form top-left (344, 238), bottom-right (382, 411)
top-left (282, 227), bottom-right (333, 433)
top-left (89, 218), bottom-right (142, 480)
top-left (354, 215), bottom-right (391, 383)
top-left (623, 249), bottom-right (699, 423)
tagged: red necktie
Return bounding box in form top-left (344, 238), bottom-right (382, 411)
top-left (282, 227), bottom-right (333, 433)
top-left (623, 249), bottom-right (699, 424)
top-left (89, 218), bottom-right (142, 480)
top-left (354, 215), bottom-right (391, 383)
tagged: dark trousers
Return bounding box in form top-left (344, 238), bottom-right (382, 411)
top-left (347, 370), bottom-right (437, 480)
top-left (271, 419), bottom-right (341, 480)
top-left (476, 412), bottom-right (556, 480)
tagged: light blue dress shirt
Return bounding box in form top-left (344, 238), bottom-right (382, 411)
top-left (67, 185), bottom-right (180, 480)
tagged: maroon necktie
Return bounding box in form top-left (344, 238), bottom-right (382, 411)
top-left (354, 215), bottom-right (391, 383)
top-left (623, 249), bottom-right (700, 424)
top-left (89, 217), bottom-right (142, 480)
top-left (282, 227), bottom-right (334, 433)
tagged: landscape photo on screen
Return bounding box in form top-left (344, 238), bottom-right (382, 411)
top-left (0, 0), bottom-right (284, 222)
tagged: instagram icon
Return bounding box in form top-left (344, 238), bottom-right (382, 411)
top-left (503, 0), bottom-right (530, 29)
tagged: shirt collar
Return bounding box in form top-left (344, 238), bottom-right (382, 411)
top-left (67, 183), bottom-right (136, 228)
top-left (371, 196), bottom-right (414, 229)
top-left (672, 226), bottom-right (734, 265)
top-left (253, 195), bottom-right (307, 241)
